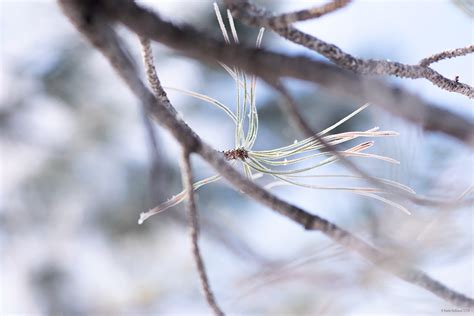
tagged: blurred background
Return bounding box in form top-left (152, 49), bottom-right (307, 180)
top-left (1, 0), bottom-right (473, 315)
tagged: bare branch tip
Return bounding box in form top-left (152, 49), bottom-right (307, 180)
top-left (138, 212), bottom-right (148, 225)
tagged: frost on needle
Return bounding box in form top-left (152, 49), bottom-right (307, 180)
top-left (138, 3), bottom-right (414, 225)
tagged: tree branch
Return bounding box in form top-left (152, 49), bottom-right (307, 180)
top-left (267, 0), bottom-right (352, 26)
top-left (270, 81), bottom-right (473, 209)
top-left (225, 0), bottom-right (474, 98)
top-left (139, 37), bottom-right (173, 106)
top-left (197, 142), bottom-right (474, 309)
top-left (419, 44), bottom-right (474, 67)
top-left (58, 0), bottom-right (201, 151)
top-left (270, 82), bottom-right (409, 195)
top-left (58, 0), bottom-right (474, 308)
top-left (181, 149), bottom-right (225, 316)
top-left (93, 0), bottom-right (473, 147)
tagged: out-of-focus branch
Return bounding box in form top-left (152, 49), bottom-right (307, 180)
top-left (140, 37), bottom-right (267, 264)
top-left (92, 0), bottom-right (473, 147)
top-left (271, 81), bottom-right (405, 193)
top-left (271, 80), bottom-right (315, 137)
top-left (58, 0), bottom-right (474, 308)
top-left (57, 0), bottom-right (200, 151)
top-left (140, 107), bottom-right (164, 206)
top-left (225, 0), bottom-right (474, 98)
top-left (452, 0), bottom-right (474, 17)
top-left (181, 149), bottom-right (225, 316)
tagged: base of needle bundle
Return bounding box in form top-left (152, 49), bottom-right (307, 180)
top-left (223, 148), bottom-right (249, 160)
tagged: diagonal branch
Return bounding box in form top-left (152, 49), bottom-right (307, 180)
top-left (225, 0), bottom-right (474, 98)
top-left (270, 81), bottom-right (473, 209)
top-left (57, 0), bottom-right (201, 151)
top-left (92, 0), bottom-right (473, 147)
top-left (270, 82), bottom-right (411, 196)
top-left (419, 44), bottom-right (474, 67)
top-left (181, 149), bottom-right (225, 316)
top-left (141, 37), bottom-right (223, 313)
top-left (267, 0), bottom-right (352, 26)
top-left (197, 143), bottom-right (474, 309)
top-left (58, 0), bottom-right (474, 308)
top-left (140, 37), bottom-right (267, 264)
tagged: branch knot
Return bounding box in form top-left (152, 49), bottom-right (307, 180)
top-left (223, 147), bottom-right (249, 161)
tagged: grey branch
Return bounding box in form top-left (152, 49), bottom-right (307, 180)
top-left (58, 0), bottom-right (474, 309)
top-left (181, 149), bottom-right (225, 316)
top-left (419, 44), bottom-right (474, 67)
top-left (139, 37), bottom-right (173, 106)
top-left (272, 82), bottom-right (473, 209)
top-left (225, 0), bottom-right (474, 98)
top-left (267, 0), bottom-right (352, 26)
top-left (273, 82), bottom-right (408, 197)
top-left (197, 143), bottom-right (474, 309)
top-left (81, 0), bottom-right (473, 147)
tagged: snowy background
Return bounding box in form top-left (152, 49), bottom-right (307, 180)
top-left (1, 0), bottom-right (473, 315)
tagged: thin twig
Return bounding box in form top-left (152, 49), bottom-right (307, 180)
top-left (224, 0), bottom-right (474, 97)
top-left (139, 37), bottom-right (174, 108)
top-left (419, 44), bottom-right (474, 67)
top-left (58, 1), bottom-right (199, 150)
top-left (139, 36), bottom-right (174, 206)
top-left (58, 0), bottom-right (474, 308)
top-left (95, 0), bottom-right (474, 146)
top-left (272, 80), bottom-right (315, 137)
top-left (271, 81), bottom-right (403, 191)
top-left (267, 0), bottom-right (352, 27)
top-left (181, 149), bottom-right (225, 316)
top-left (197, 142), bottom-right (474, 309)
top-left (140, 107), bottom-right (164, 206)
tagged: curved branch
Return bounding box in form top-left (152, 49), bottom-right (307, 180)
top-left (142, 36), bottom-right (224, 313)
top-left (58, 0), bottom-right (474, 308)
top-left (225, 0), bottom-right (474, 98)
top-left (139, 37), bottom-right (173, 106)
top-left (181, 149), bottom-right (225, 316)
